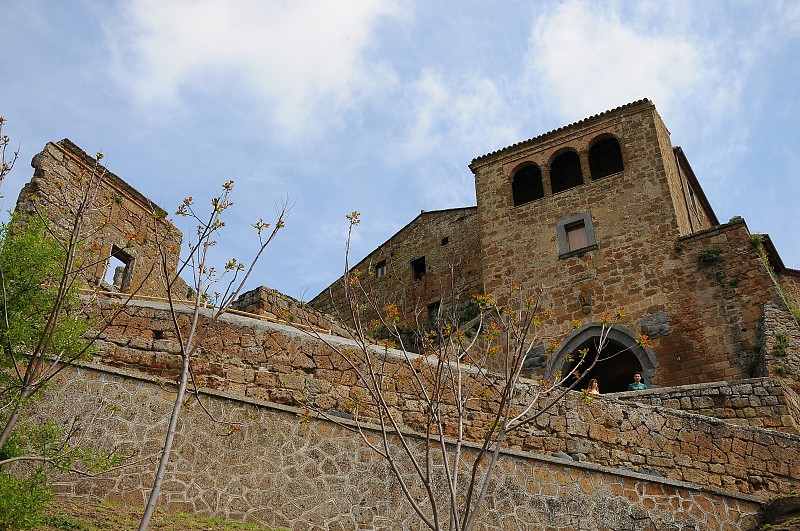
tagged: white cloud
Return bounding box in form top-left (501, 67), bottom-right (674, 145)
top-left (397, 71), bottom-right (520, 160)
top-left (526, 0), bottom-right (712, 122)
top-left (107, 0), bottom-right (402, 134)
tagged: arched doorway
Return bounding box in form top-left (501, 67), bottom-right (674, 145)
top-left (547, 323), bottom-right (658, 394)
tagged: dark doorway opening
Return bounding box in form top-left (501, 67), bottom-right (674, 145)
top-left (560, 338), bottom-right (643, 393)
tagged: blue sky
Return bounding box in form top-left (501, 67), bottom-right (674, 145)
top-left (1, 0), bottom-right (798, 300)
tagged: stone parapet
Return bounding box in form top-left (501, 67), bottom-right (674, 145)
top-left (231, 285), bottom-right (351, 337)
top-left (614, 378), bottom-right (800, 434)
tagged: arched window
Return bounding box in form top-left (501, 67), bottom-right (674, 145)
top-left (550, 151), bottom-right (583, 194)
top-left (589, 137), bottom-right (624, 180)
top-left (511, 164), bottom-right (544, 206)
top-left (547, 323), bottom-right (658, 393)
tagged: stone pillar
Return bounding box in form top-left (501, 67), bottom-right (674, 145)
top-left (580, 150), bottom-right (592, 184)
top-left (541, 164), bottom-right (552, 196)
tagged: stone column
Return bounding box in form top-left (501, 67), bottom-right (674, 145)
top-left (579, 150), bottom-right (592, 184)
top-left (541, 164), bottom-right (552, 196)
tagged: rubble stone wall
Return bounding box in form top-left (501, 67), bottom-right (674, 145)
top-left (761, 300), bottom-right (800, 395)
top-left (43, 364), bottom-right (763, 530)
top-left (94, 299), bottom-right (800, 498)
top-left (777, 270), bottom-right (800, 310)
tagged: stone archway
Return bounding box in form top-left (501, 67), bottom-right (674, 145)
top-left (547, 323), bottom-right (658, 393)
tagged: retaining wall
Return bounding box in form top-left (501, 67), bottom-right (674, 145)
top-left (42, 364), bottom-right (763, 531)
top-left (93, 299), bottom-right (800, 498)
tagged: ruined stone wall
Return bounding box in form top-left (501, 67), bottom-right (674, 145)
top-left (310, 207), bottom-right (482, 323)
top-left (232, 286), bottom-right (351, 337)
top-left (615, 378), bottom-right (800, 434)
top-left (16, 140), bottom-right (184, 298)
top-left (470, 100), bottom-right (785, 390)
top-left (42, 363), bottom-right (763, 530)
top-left (93, 299), bottom-right (800, 498)
top-left (761, 300), bottom-right (800, 395)
top-left (778, 269), bottom-right (800, 310)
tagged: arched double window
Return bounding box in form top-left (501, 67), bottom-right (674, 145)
top-left (550, 151), bottom-right (583, 193)
top-left (589, 137), bottom-right (624, 180)
top-left (511, 164), bottom-right (544, 206)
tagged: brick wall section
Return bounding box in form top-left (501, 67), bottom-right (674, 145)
top-left (232, 286), bottom-right (351, 336)
top-left (40, 364), bottom-right (763, 530)
top-left (15, 140), bottom-right (184, 298)
top-left (93, 299), bottom-right (800, 497)
top-left (615, 378), bottom-right (800, 434)
top-left (310, 207), bottom-right (482, 323)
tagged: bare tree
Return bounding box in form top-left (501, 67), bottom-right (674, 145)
top-left (301, 211), bottom-right (644, 531)
top-left (137, 182), bottom-right (287, 530)
top-left (0, 124), bottom-right (151, 456)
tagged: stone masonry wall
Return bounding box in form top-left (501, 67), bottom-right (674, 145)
top-left (310, 207), bottom-right (482, 324)
top-left (16, 140), bottom-right (184, 297)
top-left (615, 378), bottom-right (800, 434)
top-left (41, 363), bottom-right (763, 530)
top-left (93, 299), bottom-right (800, 498)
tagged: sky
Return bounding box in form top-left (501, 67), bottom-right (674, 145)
top-left (1, 0), bottom-right (798, 301)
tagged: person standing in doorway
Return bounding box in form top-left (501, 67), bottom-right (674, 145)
top-left (628, 372), bottom-right (647, 391)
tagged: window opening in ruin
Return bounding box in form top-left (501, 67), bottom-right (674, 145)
top-left (104, 245), bottom-right (133, 292)
top-left (588, 137), bottom-right (624, 180)
top-left (560, 338), bottom-right (643, 393)
top-left (427, 301), bottom-right (440, 320)
top-left (550, 151), bottom-right (583, 193)
top-left (512, 164), bottom-right (544, 206)
top-left (411, 256), bottom-right (426, 281)
top-left (441, 237), bottom-right (449, 246)
top-left (556, 212), bottom-right (597, 258)
top-left (374, 260), bottom-right (387, 278)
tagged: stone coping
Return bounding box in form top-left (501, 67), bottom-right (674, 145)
top-left (610, 377), bottom-right (786, 399)
top-left (74, 360), bottom-right (767, 506)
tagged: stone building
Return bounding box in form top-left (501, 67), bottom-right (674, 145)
top-left (311, 99), bottom-right (800, 395)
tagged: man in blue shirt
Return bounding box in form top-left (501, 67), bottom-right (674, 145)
top-left (628, 372), bottom-right (647, 391)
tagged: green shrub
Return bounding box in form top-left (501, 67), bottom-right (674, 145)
top-left (0, 472), bottom-right (52, 530)
top-left (772, 333), bottom-right (790, 357)
top-left (698, 247), bottom-right (721, 264)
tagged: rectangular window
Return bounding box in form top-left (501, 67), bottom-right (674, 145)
top-left (411, 256), bottom-right (426, 281)
top-left (556, 212), bottom-right (597, 258)
top-left (374, 260), bottom-right (387, 278)
top-left (427, 301), bottom-right (440, 319)
top-left (565, 222), bottom-right (588, 251)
